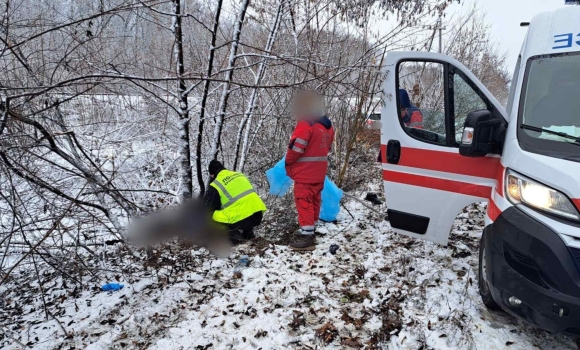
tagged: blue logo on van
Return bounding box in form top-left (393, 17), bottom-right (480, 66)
top-left (553, 33), bottom-right (580, 49)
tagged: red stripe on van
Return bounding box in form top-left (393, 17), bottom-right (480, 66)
top-left (495, 166), bottom-right (505, 197)
top-left (573, 199), bottom-right (580, 213)
top-left (381, 145), bottom-right (501, 179)
top-left (383, 170), bottom-right (493, 199)
top-left (381, 144), bottom-right (387, 164)
top-left (487, 199), bottom-right (501, 222)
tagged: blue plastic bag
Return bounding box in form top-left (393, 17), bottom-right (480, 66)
top-left (320, 176), bottom-right (343, 222)
top-left (266, 158), bottom-right (293, 196)
top-left (101, 283), bottom-right (124, 292)
top-left (266, 159), bottom-right (343, 221)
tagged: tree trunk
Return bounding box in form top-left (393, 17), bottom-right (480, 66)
top-left (196, 0), bottom-right (223, 196)
top-left (234, 0), bottom-right (283, 171)
top-left (172, 0), bottom-right (193, 199)
top-left (209, 0), bottom-right (250, 162)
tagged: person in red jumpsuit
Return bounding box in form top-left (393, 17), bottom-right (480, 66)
top-left (377, 89), bottom-right (423, 163)
top-left (399, 88), bottom-right (423, 129)
top-left (285, 91), bottom-right (335, 251)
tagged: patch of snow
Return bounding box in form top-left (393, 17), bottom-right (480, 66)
top-left (1, 201), bottom-right (577, 349)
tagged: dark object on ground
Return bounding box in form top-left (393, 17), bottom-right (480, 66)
top-left (343, 192), bottom-right (385, 216)
top-left (289, 234), bottom-right (316, 251)
top-left (329, 244), bottom-right (339, 255)
top-left (105, 239), bottom-right (124, 245)
top-left (364, 192), bottom-right (383, 205)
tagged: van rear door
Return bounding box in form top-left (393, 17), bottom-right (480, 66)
top-left (381, 52), bottom-right (508, 245)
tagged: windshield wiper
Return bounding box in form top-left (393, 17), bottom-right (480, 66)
top-left (521, 124), bottom-right (580, 145)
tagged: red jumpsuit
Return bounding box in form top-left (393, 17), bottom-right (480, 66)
top-left (285, 116), bottom-right (334, 233)
top-left (401, 108), bottom-right (424, 129)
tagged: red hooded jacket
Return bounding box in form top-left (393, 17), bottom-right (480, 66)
top-left (285, 116), bottom-right (334, 184)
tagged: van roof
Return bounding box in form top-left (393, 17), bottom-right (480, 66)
top-left (521, 6), bottom-right (580, 60)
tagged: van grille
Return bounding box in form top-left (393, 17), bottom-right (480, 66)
top-left (504, 243), bottom-right (549, 289)
top-left (511, 250), bottom-right (536, 269)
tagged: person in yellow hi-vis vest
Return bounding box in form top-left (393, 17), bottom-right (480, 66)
top-left (204, 160), bottom-right (267, 245)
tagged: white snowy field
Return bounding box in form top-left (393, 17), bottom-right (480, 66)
top-left (1, 199), bottom-right (577, 350)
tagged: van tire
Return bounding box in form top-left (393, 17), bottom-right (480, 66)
top-left (479, 231), bottom-right (501, 310)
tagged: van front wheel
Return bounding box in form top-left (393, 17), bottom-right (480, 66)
top-left (479, 231), bottom-right (501, 310)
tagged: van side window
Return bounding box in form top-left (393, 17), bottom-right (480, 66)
top-left (397, 61), bottom-right (447, 145)
top-left (506, 55), bottom-right (522, 116)
top-left (396, 60), bottom-right (495, 148)
top-left (453, 73), bottom-right (488, 143)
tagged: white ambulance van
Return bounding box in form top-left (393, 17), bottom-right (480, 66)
top-left (381, 5), bottom-right (580, 334)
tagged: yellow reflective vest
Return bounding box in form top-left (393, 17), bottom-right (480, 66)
top-left (210, 170), bottom-right (267, 224)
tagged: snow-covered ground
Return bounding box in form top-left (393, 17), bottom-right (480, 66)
top-left (1, 199), bottom-right (577, 349)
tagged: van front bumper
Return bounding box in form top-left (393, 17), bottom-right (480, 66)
top-left (484, 206), bottom-right (580, 335)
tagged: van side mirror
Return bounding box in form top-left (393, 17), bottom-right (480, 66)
top-left (459, 110), bottom-right (502, 157)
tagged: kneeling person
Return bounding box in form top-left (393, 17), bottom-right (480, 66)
top-left (204, 160), bottom-right (267, 245)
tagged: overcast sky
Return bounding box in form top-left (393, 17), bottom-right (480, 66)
top-left (450, 0), bottom-right (566, 73)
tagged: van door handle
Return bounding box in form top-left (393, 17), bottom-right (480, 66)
top-left (387, 140), bottom-right (401, 164)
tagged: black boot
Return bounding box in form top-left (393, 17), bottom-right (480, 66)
top-left (289, 233), bottom-right (316, 251)
top-left (229, 229), bottom-right (246, 246)
top-left (242, 229), bottom-right (256, 240)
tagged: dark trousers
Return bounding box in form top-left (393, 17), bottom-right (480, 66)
top-left (224, 211), bottom-right (263, 245)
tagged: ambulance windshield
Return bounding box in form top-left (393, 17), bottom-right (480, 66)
top-left (521, 53), bottom-right (580, 146)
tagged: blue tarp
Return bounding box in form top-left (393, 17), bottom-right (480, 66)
top-left (265, 158), bottom-right (293, 196)
top-left (266, 159), bottom-right (343, 221)
top-left (319, 176), bottom-right (343, 222)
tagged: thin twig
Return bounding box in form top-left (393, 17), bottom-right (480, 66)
top-left (47, 310), bottom-right (69, 338)
top-left (0, 182), bottom-right (90, 287)
top-left (342, 192), bottom-right (385, 217)
top-left (0, 326), bottom-right (28, 348)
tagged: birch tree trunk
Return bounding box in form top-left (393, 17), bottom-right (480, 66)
top-left (209, 0), bottom-right (250, 162)
top-left (172, 0), bottom-right (193, 199)
top-left (195, 0), bottom-right (223, 196)
top-left (234, 0), bottom-right (284, 171)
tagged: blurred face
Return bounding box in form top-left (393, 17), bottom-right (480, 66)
top-left (293, 92), bottom-right (323, 121)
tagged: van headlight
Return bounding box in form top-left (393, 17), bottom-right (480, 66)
top-left (506, 170), bottom-right (579, 221)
